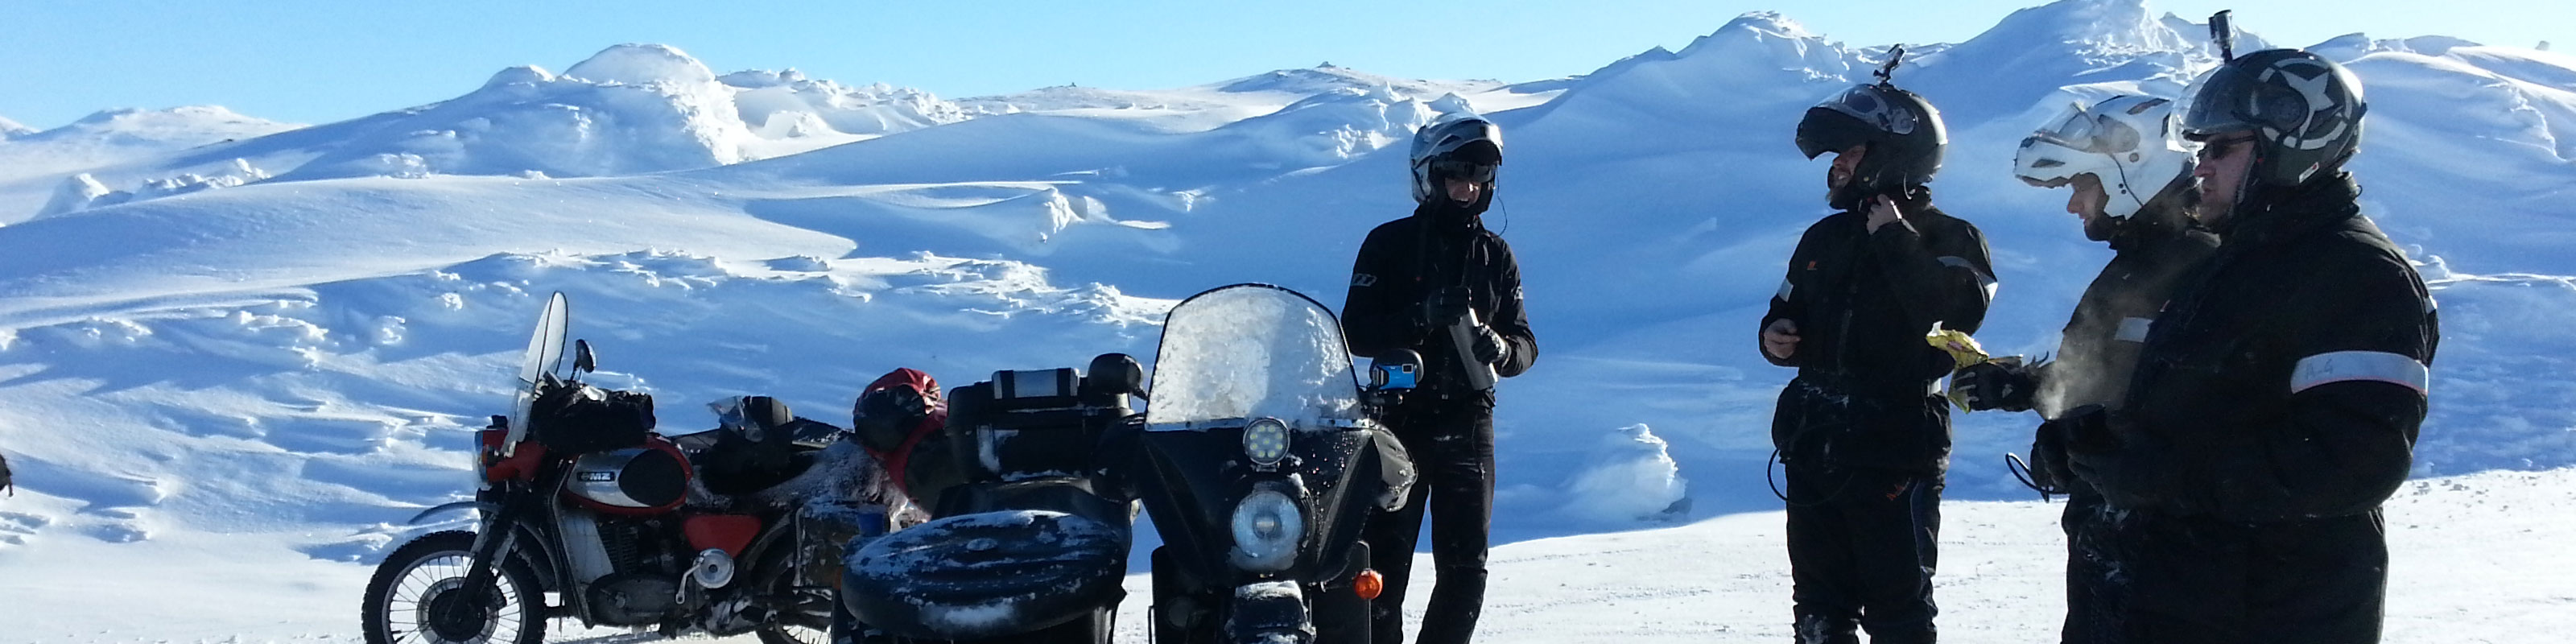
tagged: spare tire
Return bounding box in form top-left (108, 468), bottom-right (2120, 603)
top-left (841, 510), bottom-right (1129, 639)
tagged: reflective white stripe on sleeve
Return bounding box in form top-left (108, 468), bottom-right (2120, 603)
top-left (2289, 350), bottom-right (2429, 394)
top-left (1776, 279), bottom-right (1795, 302)
top-left (2114, 316), bottom-right (2153, 344)
top-left (1937, 256), bottom-right (2000, 301)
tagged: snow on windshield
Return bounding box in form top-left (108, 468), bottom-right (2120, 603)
top-left (1145, 285), bottom-right (1360, 429)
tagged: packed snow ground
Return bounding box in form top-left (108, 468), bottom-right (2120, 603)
top-left (2, 0), bottom-right (2574, 640)
top-left (3, 469), bottom-right (2565, 643)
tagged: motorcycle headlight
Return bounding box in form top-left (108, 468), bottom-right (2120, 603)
top-left (1228, 489), bottom-right (1305, 572)
top-left (1243, 417), bottom-right (1290, 468)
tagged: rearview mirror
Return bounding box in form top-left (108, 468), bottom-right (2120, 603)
top-left (572, 339), bottom-right (597, 376)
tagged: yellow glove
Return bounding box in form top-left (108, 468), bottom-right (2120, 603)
top-left (1926, 323), bottom-right (1989, 371)
top-left (1926, 324), bottom-right (1990, 411)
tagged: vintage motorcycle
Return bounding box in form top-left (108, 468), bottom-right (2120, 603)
top-left (837, 354), bottom-right (1145, 643)
top-left (1125, 283), bottom-right (1418, 644)
top-left (361, 292), bottom-right (884, 644)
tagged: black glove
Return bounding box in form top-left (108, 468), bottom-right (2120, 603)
top-left (2025, 423), bottom-right (2074, 492)
top-left (1951, 358), bottom-right (2036, 412)
top-left (2052, 403), bottom-right (2162, 508)
top-left (1469, 324), bottom-right (1509, 364)
top-left (1423, 286), bottom-right (1473, 328)
top-left (2050, 403), bottom-right (2124, 455)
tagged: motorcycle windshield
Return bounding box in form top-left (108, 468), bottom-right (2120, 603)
top-left (505, 292), bottom-right (570, 455)
top-left (1144, 284), bottom-right (1364, 432)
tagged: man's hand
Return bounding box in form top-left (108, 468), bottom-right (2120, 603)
top-left (1865, 195), bottom-right (1907, 233)
top-left (2051, 403), bottom-right (2125, 455)
top-left (1762, 318), bottom-right (1802, 361)
top-left (1424, 286), bottom-right (1473, 328)
top-left (1469, 324), bottom-right (1509, 364)
top-left (2026, 423), bottom-right (2072, 491)
top-left (1951, 358), bottom-right (2035, 412)
top-left (2050, 403), bottom-right (2164, 508)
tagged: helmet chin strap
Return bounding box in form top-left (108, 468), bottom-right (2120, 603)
top-left (1828, 175), bottom-right (1872, 211)
top-left (2215, 147), bottom-right (2268, 233)
top-left (1829, 175), bottom-right (1905, 212)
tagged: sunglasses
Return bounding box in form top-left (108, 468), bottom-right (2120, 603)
top-left (1430, 158), bottom-right (1497, 184)
top-left (2196, 134), bottom-right (2260, 162)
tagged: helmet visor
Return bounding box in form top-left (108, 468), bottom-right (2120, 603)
top-left (1815, 85), bottom-right (1918, 136)
top-left (2178, 64), bottom-right (2262, 140)
top-left (2025, 105), bottom-right (2144, 155)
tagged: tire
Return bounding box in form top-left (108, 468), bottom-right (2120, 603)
top-left (361, 530), bottom-right (547, 644)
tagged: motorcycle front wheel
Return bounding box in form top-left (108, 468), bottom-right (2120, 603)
top-left (361, 530), bottom-right (547, 644)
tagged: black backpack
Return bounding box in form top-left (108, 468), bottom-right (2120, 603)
top-left (529, 383), bottom-right (656, 454)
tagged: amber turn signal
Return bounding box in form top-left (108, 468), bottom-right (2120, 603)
top-left (1353, 569), bottom-right (1384, 600)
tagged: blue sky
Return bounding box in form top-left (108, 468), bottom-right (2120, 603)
top-left (0, 0), bottom-right (2560, 130)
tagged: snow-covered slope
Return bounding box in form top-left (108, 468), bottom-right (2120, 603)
top-left (230, 43), bottom-right (965, 182)
top-left (957, 64), bottom-right (1562, 133)
top-left (0, 105), bottom-right (295, 175)
top-left (0, 106), bottom-right (302, 223)
top-left (2, 0), bottom-right (2572, 639)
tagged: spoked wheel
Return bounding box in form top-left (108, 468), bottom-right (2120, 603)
top-left (362, 530), bottom-right (547, 644)
top-left (755, 603), bottom-right (834, 644)
top-left (754, 544), bottom-right (835, 644)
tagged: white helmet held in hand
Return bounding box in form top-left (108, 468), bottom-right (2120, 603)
top-left (2013, 95), bottom-right (2197, 220)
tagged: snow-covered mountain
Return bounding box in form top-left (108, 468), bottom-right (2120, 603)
top-left (2, 0), bottom-right (2572, 640)
top-left (0, 44), bottom-right (978, 223)
top-left (0, 105), bottom-right (293, 170)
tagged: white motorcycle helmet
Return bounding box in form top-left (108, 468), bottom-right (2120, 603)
top-left (2012, 94), bottom-right (2197, 221)
top-left (1409, 114), bottom-right (1503, 205)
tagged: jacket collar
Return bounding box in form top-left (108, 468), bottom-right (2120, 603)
top-left (1413, 199), bottom-right (1488, 234)
top-left (2218, 173), bottom-right (2362, 250)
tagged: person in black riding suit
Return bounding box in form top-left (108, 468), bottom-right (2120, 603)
top-left (1342, 113), bottom-right (1538, 644)
top-left (1762, 74), bottom-right (1993, 644)
top-left (2059, 48), bottom-right (2438, 644)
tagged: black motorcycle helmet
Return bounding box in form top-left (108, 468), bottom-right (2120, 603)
top-left (855, 386), bottom-right (927, 448)
top-left (2180, 48), bottom-right (2367, 188)
top-left (853, 368), bottom-right (940, 454)
top-left (1797, 80), bottom-right (1947, 211)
